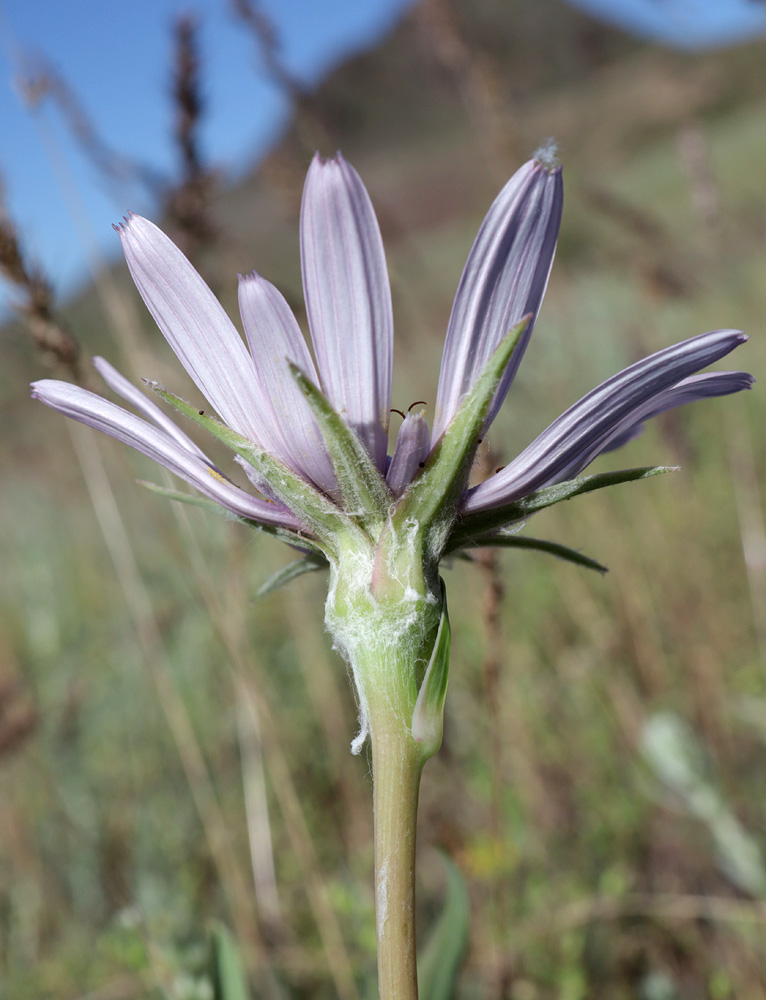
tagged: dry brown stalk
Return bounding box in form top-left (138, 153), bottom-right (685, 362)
top-left (232, 0), bottom-right (333, 156)
top-left (414, 0), bottom-right (516, 178)
top-left (163, 14), bottom-right (219, 258)
top-left (15, 26), bottom-right (218, 262)
top-left (0, 175), bottom-right (82, 379)
top-left (0, 674), bottom-right (38, 758)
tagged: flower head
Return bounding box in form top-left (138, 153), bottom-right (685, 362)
top-left (32, 152), bottom-right (752, 753)
top-left (31, 151), bottom-right (752, 561)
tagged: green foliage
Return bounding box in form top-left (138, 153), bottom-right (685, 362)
top-left (448, 466), bottom-right (675, 547)
top-left (255, 554), bottom-right (329, 599)
top-left (209, 923), bottom-right (250, 1000)
top-left (417, 856), bottom-right (470, 1000)
top-left (642, 713), bottom-right (766, 898)
top-left (461, 533), bottom-right (608, 573)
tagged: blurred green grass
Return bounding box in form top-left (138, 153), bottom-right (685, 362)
top-left (3, 5), bottom-right (766, 998)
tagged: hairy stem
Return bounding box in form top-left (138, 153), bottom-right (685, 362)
top-left (371, 721), bottom-right (424, 1000)
top-left (325, 537), bottom-right (442, 998)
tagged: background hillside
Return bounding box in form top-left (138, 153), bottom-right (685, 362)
top-left (3, 1), bottom-right (766, 997)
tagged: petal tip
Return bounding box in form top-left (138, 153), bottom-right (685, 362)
top-left (533, 138), bottom-right (560, 171)
top-left (308, 151), bottom-right (331, 176)
top-left (114, 212), bottom-right (148, 239)
top-left (306, 150), bottom-right (351, 189)
top-left (715, 328), bottom-right (748, 349)
top-left (112, 215), bottom-right (132, 238)
top-left (237, 269), bottom-right (261, 287)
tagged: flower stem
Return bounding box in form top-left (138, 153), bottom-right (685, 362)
top-left (371, 722), bottom-right (424, 1000)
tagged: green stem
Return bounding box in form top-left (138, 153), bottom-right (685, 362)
top-left (324, 536), bottom-right (442, 998)
top-left (370, 722), bottom-right (424, 1000)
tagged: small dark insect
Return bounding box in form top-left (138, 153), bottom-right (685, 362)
top-left (198, 409), bottom-right (204, 415)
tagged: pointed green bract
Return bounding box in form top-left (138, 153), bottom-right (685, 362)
top-left (139, 479), bottom-right (239, 517)
top-left (448, 465), bottom-right (676, 548)
top-left (411, 579), bottom-right (451, 759)
top-left (392, 317), bottom-right (530, 546)
top-left (151, 384), bottom-right (358, 548)
top-left (255, 553), bottom-right (328, 599)
top-left (290, 364), bottom-right (392, 528)
top-left (417, 854), bottom-right (470, 1000)
top-left (463, 532), bottom-right (608, 573)
top-left (137, 479), bottom-right (328, 554)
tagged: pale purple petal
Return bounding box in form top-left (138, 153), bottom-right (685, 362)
top-left (93, 355), bottom-right (209, 461)
top-left (386, 410), bottom-right (431, 497)
top-left (597, 371), bottom-right (755, 458)
top-left (116, 214), bottom-right (274, 451)
top-left (238, 272), bottom-right (337, 493)
top-left (462, 329), bottom-right (749, 513)
top-left (300, 153), bottom-right (393, 470)
top-left (31, 380), bottom-right (302, 531)
top-left (432, 157), bottom-right (563, 440)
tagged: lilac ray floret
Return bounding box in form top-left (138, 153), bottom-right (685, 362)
top-left (31, 380), bottom-right (302, 530)
top-left (432, 157), bottom-right (563, 440)
top-left (116, 214), bottom-right (278, 455)
top-left (238, 272), bottom-right (337, 494)
top-left (387, 410), bottom-right (431, 497)
top-left (93, 355), bottom-right (209, 461)
top-left (300, 153), bottom-right (393, 472)
top-left (462, 329), bottom-right (749, 514)
top-left (591, 370), bottom-right (754, 458)
top-left (31, 151), bottom-right (754, 559)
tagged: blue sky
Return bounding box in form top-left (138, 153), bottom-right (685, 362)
top-left (1, 0), bottom-right (765, 319)
top-left (0, 0), bottom-right (415, 315)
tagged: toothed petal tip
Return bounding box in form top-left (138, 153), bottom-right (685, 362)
top-left (112, 212), bottom-right (150, 239)
top-left (306, 151), bottom-right (356, 190)
top-left (310, 149), bottom-right (347, 168)
top-left (237, 269), bottom-right (265, 287)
